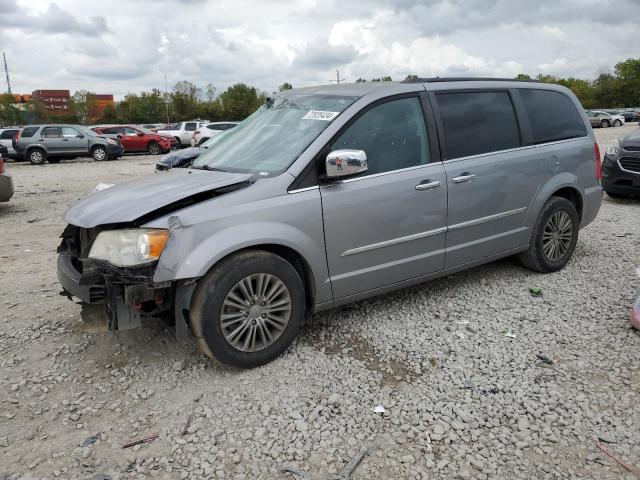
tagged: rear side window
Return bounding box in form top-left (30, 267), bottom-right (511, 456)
top-left (42, 127), bottom-right (61, 138)
top-left (1, 129), bottom-right (18, 139)
top-left (208, 124), bottom-right (225, 130)
top-left (436, 91), bottom-right (520, 159)
top-left (185, 123), bottom-right (197, 131)
top-left (520, 89), bottom-right (587, 144)
top-left (21, 127), bottom-right (39, 138)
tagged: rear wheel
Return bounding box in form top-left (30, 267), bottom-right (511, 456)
top-left (197, 137), bottom-right (210, 146)
top-left (28, 149), bottom-right (47, 165)
top-left (190, 250), bottom-right (305, 368)
top-left (92, 146), bottom-right (107, 161)
top-left (600, 120), bottom-right (611, 128)
top-left (173, 137), bottom-right (181, 149)
top-left (519, 196), bottom-right (579, 273)
top-left (147, 141), bottom-right (162, 155)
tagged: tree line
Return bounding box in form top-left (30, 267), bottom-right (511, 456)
top-left (1, 58), bottom-right (639, 126)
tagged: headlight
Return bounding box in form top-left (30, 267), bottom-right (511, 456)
top-left (605, 145), bottom-right (620, 156)
top-left (88, 229), bottom-right (169, 267)
top-left (106, 138), bottom-right (118, 145)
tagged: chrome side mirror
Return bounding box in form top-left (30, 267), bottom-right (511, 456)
top-left (325, 149), bottom-right (368, 178)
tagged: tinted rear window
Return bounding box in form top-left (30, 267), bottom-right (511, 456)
top-left (436, 91), bottom-right (520, 159)
top-left (0, 129), bottom-right (18, 139)
top-left (21, 127), bottom-right (39, 138)
top-left (520, 89), bottom-right (587, 144)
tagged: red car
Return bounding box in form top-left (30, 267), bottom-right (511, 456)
top-left (92, 125), bottom-right (172, 155)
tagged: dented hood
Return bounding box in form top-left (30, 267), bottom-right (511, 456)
top-left (64, 168), bottom-right (254, 228)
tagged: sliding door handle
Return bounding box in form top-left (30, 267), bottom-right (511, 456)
top-left (452, 173), bottom-right (476, 184)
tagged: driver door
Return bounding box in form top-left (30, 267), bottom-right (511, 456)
top-left (320, 95), bottom-right (447, 299)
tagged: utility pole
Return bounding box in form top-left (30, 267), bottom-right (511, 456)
top-left (3, 52), bottom-right (11, 95)
top-left (164, 73), bottom-right (170, 124)
top-left (329, 69), bottom-right (346, 85)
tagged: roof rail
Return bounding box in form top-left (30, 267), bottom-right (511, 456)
top-left (401, 77), bottom-right (541, 84)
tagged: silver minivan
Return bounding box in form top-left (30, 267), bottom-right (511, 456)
top-left (57, 78), bottom-right (602, 368)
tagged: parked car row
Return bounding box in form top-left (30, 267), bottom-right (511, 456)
top-left (585, 110), bottom-right (625, 128)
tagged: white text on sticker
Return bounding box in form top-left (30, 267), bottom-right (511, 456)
top-left (302, 110), bottom-right (340, 121)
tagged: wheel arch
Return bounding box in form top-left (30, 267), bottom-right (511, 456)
top-left (527, 174), bottom-right (585, 229)
top-left (25, 144), bottom-right (48, 155)
top-left (550, 186), bottom-right (583, 221)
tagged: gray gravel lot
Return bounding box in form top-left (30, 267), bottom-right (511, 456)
top-left (1, 125), bottom-right (639, 479)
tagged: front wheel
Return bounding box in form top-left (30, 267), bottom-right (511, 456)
top-left (189, 250), bottom-right (305, 368)
top-left (92, 146), bottom-right (107, 161)
top-left (147, 141), bottom-right (162, 155)
top-left (519, 197), bottom-right (579, 273)
top-left (612, 120), bottom-right (622, 127)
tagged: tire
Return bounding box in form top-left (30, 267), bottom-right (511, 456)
top-left (28, 148), bottom-right (47, 165)
top-left (519, 196), bottom-right (579, 273)
top-left (47, 158), bottom-right (61, 164)
top-left (606, 191), bottom-right (629, 199)
top-left (600, 120), bottom-right (610, 128)
top-left (612, 120), bottom-right (622, 127)
top-left (92, 146), bottom-right (107, 161)
top-left (190, 250), bottom-right (305, 368)
top-left (147, 141), bottom-right (162, 155)
top-left (173, 137), bottom-right (182, 149)
top-left (197, 137), bottom-right (210, 146)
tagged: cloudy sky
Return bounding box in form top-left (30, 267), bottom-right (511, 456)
top-left (1, 0), bottom-right (638, 99)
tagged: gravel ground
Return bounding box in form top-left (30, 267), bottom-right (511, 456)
top-left (1, 125), bottom-right (639, 480)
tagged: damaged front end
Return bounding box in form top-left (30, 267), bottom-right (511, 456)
top-left (57, 224), bottom-right (176, 332)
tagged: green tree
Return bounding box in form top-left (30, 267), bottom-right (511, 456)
top-left (219, 83), bottom-right (266, 120)
top-left (404, 74), bottom-right (418, 81)
top-left (278, 82), bottom-right (293, 92)
top-left (0, 94), bottom-right (26, 125)
top-left (355, 78), bottom-right (367, 83)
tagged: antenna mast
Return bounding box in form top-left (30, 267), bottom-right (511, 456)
top-left (3, 52), bottom-right (11, 95)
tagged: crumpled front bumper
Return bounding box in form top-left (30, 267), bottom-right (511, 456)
top-left (57, 251), bottom-right (168, 331)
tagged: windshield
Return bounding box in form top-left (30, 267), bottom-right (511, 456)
top-left (192, 93), bottom-right (358, 175)
top-left (78, 126), bottom-right (96, 136)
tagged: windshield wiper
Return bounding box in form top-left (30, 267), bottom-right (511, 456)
top-left (195, 165), bottom-right (227, 172)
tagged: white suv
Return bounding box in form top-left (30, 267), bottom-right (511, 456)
top-left (191, 122), bottom-right (238, 146)
top-left (157, 121), bottom-right (209, 148)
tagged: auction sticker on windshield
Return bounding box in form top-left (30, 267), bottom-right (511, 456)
top-left (302, 110), bottom-right (340, 121)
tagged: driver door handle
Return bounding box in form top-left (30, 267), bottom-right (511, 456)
top-left (452, 173), bottom-right (476, 184)
top-left (415, 180), bottom-right (441, 191)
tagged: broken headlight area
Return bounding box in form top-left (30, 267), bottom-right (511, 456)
top-left (57, 224), bottom-right (174, 332)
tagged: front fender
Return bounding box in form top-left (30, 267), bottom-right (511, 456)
top-left (151, 190), bottom-right (332, 304)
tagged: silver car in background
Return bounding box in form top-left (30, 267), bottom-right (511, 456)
top-left (57, 78), bottom-right (602, 368)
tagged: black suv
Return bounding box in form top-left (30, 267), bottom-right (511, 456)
top-left (13, 124), bottom-right (123, 165)
top-left (602, 129), bottom-right (640, 198)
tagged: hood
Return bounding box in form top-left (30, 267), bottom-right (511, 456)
top-left (65, 168), bottom-right (254, 228)
top-left (157, 147), bottom-right (202, 167)
top-left (621, 130), bottom-right (640, 148)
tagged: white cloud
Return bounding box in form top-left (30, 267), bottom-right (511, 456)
top-left (0, 0), bottom-right (637, 98)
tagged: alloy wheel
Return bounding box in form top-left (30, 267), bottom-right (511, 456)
top-left (542, 211), bottom-right (573, 262)
top-left (220, 273), bottom-right (292, 352)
